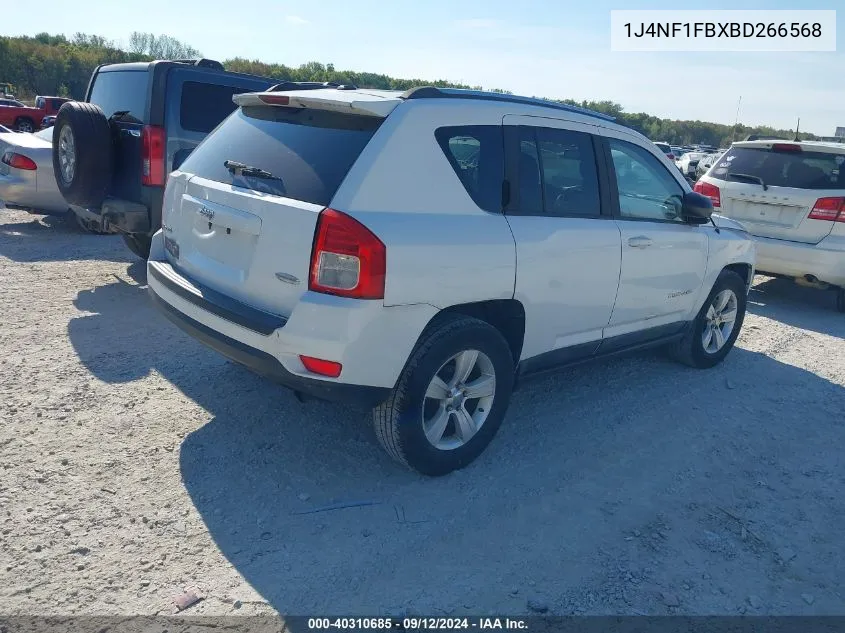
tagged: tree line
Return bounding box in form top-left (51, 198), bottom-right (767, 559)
top-left (0, 33), bottom-right (814, 146)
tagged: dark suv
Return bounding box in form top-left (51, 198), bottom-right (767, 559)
top-left (51, 59), bottom-right (275, 258)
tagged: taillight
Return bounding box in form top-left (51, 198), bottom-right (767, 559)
top-left (694, 180), bottom-right (721, 208)
top-left (771, 143), bottom-right (802, 153)
top-left (667, 153), bottom-right (675, 160)
top-left (258, 95), bottom-right (290, 105)
top-left (299, 355), bottom-right (342, 378)
top-left (309, 208), bottom-right (386, 299)
top-left (141, 125), bottom-right (165, 186)
top-left (808, 197), bottom-right (845, 222)
top-left (1, 152), bottom-right (36, 171)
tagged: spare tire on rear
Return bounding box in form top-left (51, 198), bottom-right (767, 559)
top-left (52, 102), bottom-right (114, 208)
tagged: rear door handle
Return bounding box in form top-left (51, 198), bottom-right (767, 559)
top-left (627, 236), bottom-right (653, 248)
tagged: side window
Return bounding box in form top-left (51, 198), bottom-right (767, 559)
top-left (180, 82), bottom-right (252, 134)
top-left (435, 125), bottom-right (504, 213)
top-left (608, 138), bottom-right (684, 222)
top-left (515, 126), bottom-right (601, 217)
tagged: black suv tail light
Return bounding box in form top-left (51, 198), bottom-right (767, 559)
top-left (142, 125), bottom-right (165, 186)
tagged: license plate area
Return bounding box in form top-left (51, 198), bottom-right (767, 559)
top-left (727, 200), bottom-right (803, 228)
top-left (181, 194), bottom-right (262, 272)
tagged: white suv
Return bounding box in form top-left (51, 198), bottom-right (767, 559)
top-left (695, 140), bottom-right (845, 312)
top-left (147, 85), bottom-right (755, 475)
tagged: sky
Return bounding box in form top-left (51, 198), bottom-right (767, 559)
top-left (1, 0), bottom-right (842, 135)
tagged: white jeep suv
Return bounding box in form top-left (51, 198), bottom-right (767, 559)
top-left (147, 85), bottom-right (755, 475)
top-left (695, 140), bottom-right (845, 311)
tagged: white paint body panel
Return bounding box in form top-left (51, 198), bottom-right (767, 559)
top-left (148, 91), bottom-right (755, 393)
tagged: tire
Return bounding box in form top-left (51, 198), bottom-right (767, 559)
top-left (15, 117), bottom-right (35, 133)
top-left (373, 315), bottom-right (515, 476)
top-left (52, 102), bottom-right (113, 208)
top-left (671, 270), bottom-right (747, 368)
top-left (122, 233), bottom-right (152, 260)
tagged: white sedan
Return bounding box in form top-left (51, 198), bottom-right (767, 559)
top-left (0, 126), bottom-right (69, 214)
top-left (675, 151), bottom-right (708, 179)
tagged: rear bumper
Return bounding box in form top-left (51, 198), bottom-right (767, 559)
top-left (754, 233), bottom-right (845, 287)
top-left (148, 288), bottom-right (389, 407)
top-left (146, 244), bottom-right (437, 406)
top-left (71, 197), bottom-right (150, 234)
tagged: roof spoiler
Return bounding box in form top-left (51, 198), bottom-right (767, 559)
top-left (233, 90), bottom-right (398, 118)
top-left (400, 86), bottom-right (616, 122)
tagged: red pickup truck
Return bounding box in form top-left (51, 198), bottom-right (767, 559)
top-left (0, 96), bottom-right (69, 133)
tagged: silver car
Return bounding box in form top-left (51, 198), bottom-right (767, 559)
top-left (0, 127), bottom-right (69, 214)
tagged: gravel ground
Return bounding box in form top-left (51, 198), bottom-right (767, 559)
top-left (1, 209), bottom-right (844, 617)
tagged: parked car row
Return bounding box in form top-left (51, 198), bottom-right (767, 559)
top-left (1, 58), bottom-right (841, 475)
top-left (12, 58), bottom-right (756, 475)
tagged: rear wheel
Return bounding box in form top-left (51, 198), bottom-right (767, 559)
top-left (671, 270), bottom-right (747, 368)
top-left (122, 233), bottom-right (152, 260)
top-left (14, 117), bottom-right (34, 133)
top-left (373, 315), bottom-right (515, 476)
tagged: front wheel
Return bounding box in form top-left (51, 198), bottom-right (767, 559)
top-left (671, 270), bottom-right (747, 368)
top-left (373, 315), bottom-right (515, 476)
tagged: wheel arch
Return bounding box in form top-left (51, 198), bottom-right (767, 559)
top-left (723, 262), bottom-right (754, 290)
top-left (426, 299), bottom-right (526, 366)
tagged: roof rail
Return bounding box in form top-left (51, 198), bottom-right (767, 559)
top-left (171, 58), bottom-right (225, 70)
top-left (400, 86), bottom-right (616, 122)
top-left (268, 81), bottom-right (358, 92)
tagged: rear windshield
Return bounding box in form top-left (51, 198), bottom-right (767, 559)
top-left (654, 143), bottom-right (670, 153)
top-left (709, 146), bottom-right (845, 190)
top-left (88, 70), bottom-right (148, 123)
top-left (178, 105), bottom-right (381, 206)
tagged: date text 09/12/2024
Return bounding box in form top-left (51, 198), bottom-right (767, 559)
top-left (306, 617), bottom-right (529, 630)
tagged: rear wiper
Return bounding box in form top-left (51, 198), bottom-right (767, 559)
top-left (224, 160), bottom-right (281, 181)
top-left (727, 172), bottom-right (768, 191)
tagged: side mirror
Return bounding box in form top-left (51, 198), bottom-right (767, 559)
top-left (682, 191), bottom-right (713, 224)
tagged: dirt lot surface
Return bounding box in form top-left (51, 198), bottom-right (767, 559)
top-left (1, 209), bottom-right (844, 617)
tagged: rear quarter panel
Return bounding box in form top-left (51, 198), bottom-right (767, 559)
top-left (331, 101), bottom-right (516, 310)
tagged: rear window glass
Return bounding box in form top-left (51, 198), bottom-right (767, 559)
top-left (654, 143), bottom-right (670, 153)
top-left (709, 146), bottom-right (845, 190)
top-left (180, 82), bottom-right (251, 134)
top-left (178, 106), bottom-right (381, 206)
top-left (88, 70), bottom-right (148, 123)
top-left (435, 125), bottom-right (504, 212)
